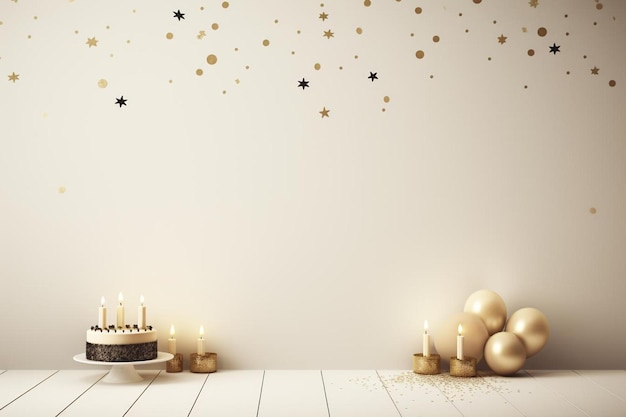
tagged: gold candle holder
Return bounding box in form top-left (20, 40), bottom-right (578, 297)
top-left (413, 353), bottom-right (441, 375)
top-left (449, 356), bottom-right (477, 377)
top-left (190, 352), bottom-right (217, 373)
top-left (166, 353), bottom-right (183, 373)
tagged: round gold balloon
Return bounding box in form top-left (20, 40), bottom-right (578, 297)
top-left (505, 307), bottom-right (549, 358)
top-left (484, 332), bottom-right (526, 375)
top-left (464, 289), bottom-right (507, 335)
top-left (433, 312), bottom-right (489, 363)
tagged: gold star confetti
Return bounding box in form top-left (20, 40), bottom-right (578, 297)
top-left (8, 72), bottom-right (19, 82)
top-left (319, 107), bottom-right (330, 118)
top-left (323, 29), bottom-right (334, 39)
top-left (591, 66), bottom-right (599, 75)
top-left (522, 27), bottom-right (528, 33)
top-left (529, 0), bottom-right (539, 7)
top-left (86, 37), bottom-right (98, 47)
top-left (497, 34), bottom-right (507, 44)
top-left (197, 30), bottom-right (206, 39)
top-left (319, 12), bottom-right (329, 21)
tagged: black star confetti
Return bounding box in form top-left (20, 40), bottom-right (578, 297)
top-left (298, 78), bottom-right (310, 90)
top-left (115, 96), bottom-right (128, 107)
top-left (549, 43), bottom-right (560, 54)
top-left (173, 10), bottom-right (185, 21)
top-left (368, 72), bottom-right (378, 82)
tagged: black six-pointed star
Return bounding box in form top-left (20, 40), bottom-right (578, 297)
top-left (115, 96), bottom-right (128, 107)
top-left (173, 10), bottom-right (185, 21)
top-left (549, 43), bottom-right (560, 54)
top-left (298, 78), bottom-right (310, 90)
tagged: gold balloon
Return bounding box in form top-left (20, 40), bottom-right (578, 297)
top-left (464, 289), bottom-right (507, 335)
top-left (484, 332), bottom-right (526, 375)
top-left (433, 312), bottom-right (489, 364)
top-left (505, 307), bottom-right (549, 358)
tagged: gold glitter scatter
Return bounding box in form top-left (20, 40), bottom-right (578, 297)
top-left (591, 66), bottom-right (599, 75)
top-left (356, 27), bottom-right (363, 34)
top-left (314, 63), bottom-right (321, 70)
top-left (212, 23), bottom-right (219, 30)
top-left (609, 80), bottom-right (616, 87)
top-left (354, 55), bottom-right (359, 59)
top-left (415, 7), bottom-right (422, 14)
top-left (473, 0), bottom-right (482, 3)
top-left (235, 78), bottom-right (240, 84)
top-left (86, 37), bottom-right (98, 47)
top-left (223, 90), bottom-right (227, 94)
top-left (596, 3), bottom-right (603, 10)
top-left (527, 49), bottom-right (535, 56)
top-left (274, 19), bottom-right (279, 24)
top-left (126, 40), bottom-right (131, 44)
top-left (198, 31), bottom-right (207, 39)
top-left (166, 32), bottom-right (174, 39)
top-left (200, 6), bottom-right (204, 11)
top-left (196, 68), bottom-right (204, 76)
top-left (235, 47), bottom-right (239, 51)
top-left (364, 0), bottom-right (371, 6)
top-left (430, 74), bottom-right (434, 79)
top-left (537, 27), bottom-right (547, 37)
top-left (222, 2), bottom-right (229, 8)
top-left (97, 79), bottom-right (108, 88)
top-left (323, 30), bottom-right (334, 39)
top-left (132, 9), bottom-right (136, 13)
top-left (58, 186), bottom-right (66, 194)
top-left (168, 79), bottom-right (173, 84)
top-left (529, 0), bottom-right (539, 7)
top-left (415, 50), bottom-right (425, 59)
top-left (291, 51), bottom-right (296, 55)
top-left (432, 35), bottom-right (440, 42)
top-left (319, 12), bottom-right (329, 21)
top-left (262, 39), bottom-right (270, 46)
top-left (8, 72), bottom-right (19, 82)
top-left (497, 34), bottom-right (507, 44)
top-left (34, 16), bottom-right (38, 20)
top-left (207, 54), bottom-right (218, 65)
top-left (43, 112), bottom-right (48, 118)
top-left (319, 107), bottom-right (330, 118)
top-left (74, 30), bottom-right (79, 34)
top-left (522, 27), bottom-right (528, 32)
top-left (589, 207), bottom-right (597, 214)
top-left (383, 96), bottom-right (390, 103)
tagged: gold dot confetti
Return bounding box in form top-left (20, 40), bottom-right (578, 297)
top-left (415, 7), bottom-right (422, 14)
top-left (415, 50), bottom-right (425, 59)
top-left (166, 32), bottom-right (174, 39)
top-left (58, 186), bottom-right (66, 194)
top-left (383, 96), bottom-right (390, 103)
top-left (262, 39), bottom-right (270, 46)
top-left (527, 49), bottom-right (535, 56)
top-left (433, 35), bottom-right (440, 42)
top-left (97, 79), bottom-right (108, 88)
top-left (537, 27), bottom-right (547, 37)
top-left (473, 0), bottom-right (482, 3)
top-left (609, 80), bottom-right (616, 87)
top-left (314, 62), bottom-right (321, 70)
top-left (589, 207), bottom-right (597, 214)
top-left (207, 54), bottom-right (218, 65)
top-left (596, 3), bottom-right (603, 10)
top-left (356, 27), bottom-right (363, 34)
top-left (364, 0), bottom-right (371, 6)
top-left (196, 68), bottom-right (204, 76)
top-left (212, 23), bottom-right (219, 30)
top-left (222, 2), bottom-right (229, 8)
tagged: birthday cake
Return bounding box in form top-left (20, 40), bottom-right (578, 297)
top-left (86, 325), bottom-right (157, 362)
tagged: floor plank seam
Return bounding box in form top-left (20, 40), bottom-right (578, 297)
top-left (525, 370), bottom-right (591, 417)
top-left (320, 370), bottom-right (331, 417)
top-left (255, 370), bottom-right (266, 417)
top-left (0, 370), bottom-right (59, 411)
top-left (186, 372), bottom-right (210, 417)
top-left (478, 372), bottom-right (526, 417)
top-left (122, 370), bottom-right (162, 417)
top-left (375, 370), bottom-right (404, 417)
top-left (55, 371), bottom-right (108, 416)
top-left (574, 370), bottom-right (626, 403)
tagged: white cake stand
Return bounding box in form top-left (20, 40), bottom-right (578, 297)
top-left (73, 352), bottom-right (174, 383)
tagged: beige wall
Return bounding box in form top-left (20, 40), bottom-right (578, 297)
top-left (1, 0), bottom-right (625, 370)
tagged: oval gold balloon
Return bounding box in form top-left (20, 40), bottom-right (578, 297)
top-left (484, 332), bottom-right (526, 375)
top-left (433, 312), bottom-right (489, 364)
top-left (464, 289), bottom-right (507, 335)
top-left (505, 307), bottom-right (549, 358)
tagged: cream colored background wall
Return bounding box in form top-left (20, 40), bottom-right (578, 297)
top-left (1, 0), bottom-right (625, 370)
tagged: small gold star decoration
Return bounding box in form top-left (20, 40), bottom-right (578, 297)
top-left (197, 30), bottom-right (206, 39)
top-left (319, 107), bottom-right (330, 118)
top-left (86, 37), bottom-right (98, 47)
top-left (497, 34), bottom-right (507, 44)
top-left (323, 29), bottom-right (334, 39)
top-left (8, 72), bottom-right (19, 82)
top-left (319, 12), bottom-right (329, 21)
top-left (591, 66), bottom-right (599, 75)
top-left (529, 0), bottom-right (539, 8)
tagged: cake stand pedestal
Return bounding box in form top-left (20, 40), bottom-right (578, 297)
top-left (73, 352), bottom-right (174, 383)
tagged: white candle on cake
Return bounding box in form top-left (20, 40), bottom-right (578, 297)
top-left (197, 325), bottom-right (205, 355)
top-left (168, 324), bottom-right (176, 354)
top-left (98, 296), bottom-right (107, 329)
top-left (138, 295), bottom-right (146, 329)
top-left (423, 320), bottom-right (430, 357)
top-left (117, 292), bottom-right (125, 328)
top-left (456, 324), bottom-right (464, 360)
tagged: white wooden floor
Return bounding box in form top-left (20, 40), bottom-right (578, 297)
top-left (0, 369), bottom-right (624, 417)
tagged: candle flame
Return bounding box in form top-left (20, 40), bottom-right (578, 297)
top-left (458, 324), bottom-right (463, 335)
top-left (170, 324), bottom-right (175, 338)
top-left (100, 296), bottom-right (105, 307)
top-left (199, 325), bottom-right (205, 338)
top-left (118, 292), bottom-right (124, 305)
top-left (140, 294), bottom-right (145, 305)
top-left (424, 320), bottom-right (429, 333)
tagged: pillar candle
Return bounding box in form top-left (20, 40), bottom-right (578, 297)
top-left (138, 295), bottom-right (146, 329)
top-left (98, 296), bottom-right (107, 329)
top-left (423, 320), bottom-right (430, 357)
top-left (168, 324), bottom-right (176, 354)
top-left (116, 292), bottom-right (125, 328)
top-left (197, 325), bottom-right (205, 355)
top-left (456, 324), bottom-right (464, 360)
